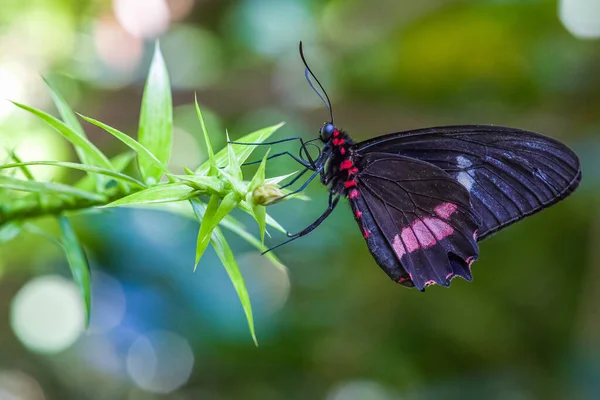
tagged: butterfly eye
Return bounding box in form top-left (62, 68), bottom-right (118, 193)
top-left (320, 123), bottom-right (335, 140)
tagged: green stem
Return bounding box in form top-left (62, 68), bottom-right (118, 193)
top-left (0, 188), bottom-right (130, 226)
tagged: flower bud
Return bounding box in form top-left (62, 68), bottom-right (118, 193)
top-left (252, 183), bottom-right (285, 206)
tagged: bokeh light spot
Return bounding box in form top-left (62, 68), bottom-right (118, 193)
top-left (94, 16), bottom-right (143, 72)
top-left (560, 0), bottom-right (600, 38)
top-left (327, 380), bottom-right (391, 400)
top-left (89, 272), bottom-right (127, 334)
top-left (0, 370), bottom-right (46, 400)
top-left (113, 0), bottom-right (171, 39)
top-left (126, 331), bottom-right (194, 394)
top-left (10, 275), bottom-right (85, 354)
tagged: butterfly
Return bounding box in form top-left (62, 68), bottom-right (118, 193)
top-left (238, 43), bottom-right (582, 291)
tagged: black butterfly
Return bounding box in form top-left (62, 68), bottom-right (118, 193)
top-left (238, 43), bottom-right (581, 291)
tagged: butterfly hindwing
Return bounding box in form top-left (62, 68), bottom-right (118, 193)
top-left (350, 153), bottom-right (479, 290)
top-left (356, 126), bottom-right (581, 240)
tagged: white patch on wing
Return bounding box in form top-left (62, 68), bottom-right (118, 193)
top-left (457, 155), bottom-right (472, 168)
top-left (457, 171), bottom-right (475, 191)
top-left (456, 155), bottom-right (474, 191)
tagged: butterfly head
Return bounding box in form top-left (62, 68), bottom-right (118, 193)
top-left (320, 122), bottom-right (335, 142)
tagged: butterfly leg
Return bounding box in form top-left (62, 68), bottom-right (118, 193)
top-left (242, 151), bottom-right (311, 167)
top-left (231, 137), bottom-right (321, 168)
top-left (263, 193), bottom-right (341, 254)
top-left (270, 165), bottom-right (324, 203)
top-left (279, 168), bottom-right (309, 189)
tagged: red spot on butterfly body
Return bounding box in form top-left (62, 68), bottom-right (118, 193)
top-left (340, 160), bottom-right (353, 170)
top-left (345, 180), bottom-right (356, 188)
top-left (333, 130), bottom-right (339, 137)
top-left (349, 167), bottom-right (359, 175)
top-left (355, 210), bottom-right (363, 218)
top-left (332, 138), bottom-right (345, 146)
top-left (362, 228), bottom-right (370, 238)
top-left (349, 189), bottom-right (359, 199)
top-left (340, 147), bottom-right (346, 155)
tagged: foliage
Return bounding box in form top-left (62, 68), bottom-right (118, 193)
top-left (0, 43), bottom-right (295, 344)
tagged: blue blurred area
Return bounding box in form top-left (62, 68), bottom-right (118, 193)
top-left (0, 0), bottom-right (599, 398)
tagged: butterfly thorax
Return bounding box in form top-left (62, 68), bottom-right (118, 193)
top-left (322, 129), bottom-right (359, 197)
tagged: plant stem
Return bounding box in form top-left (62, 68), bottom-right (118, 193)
top-left (0, 189), bottom-right (129, 226)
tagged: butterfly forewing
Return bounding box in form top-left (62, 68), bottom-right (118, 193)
top-left (356, 126), bottom-right (581, 240)
top-left (351, 153), bottom-right (479, 290)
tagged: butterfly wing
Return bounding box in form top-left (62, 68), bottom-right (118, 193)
top-left (349, 153), bottom-right (479, 290)
top-left (356, 125), bottom-right (581, 240)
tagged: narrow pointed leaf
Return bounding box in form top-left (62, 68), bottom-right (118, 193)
top-left (195, 192), bottom-right (239, 267)
top-left (225, 131), bottom-right (243, 180)
top-left (0, 161), bottom-right (145, 188)
top-left (58, 215), bottom-right (92, 328)
top-left (11, 101), bottom-right (114, 172)
top-left (195, 95), bottom-right (217, 175)
top-left (170, 174), bottom-right (224, 193)
top-left (265, 171), bottom-right (298, 185)
top-left (248, 150), bottom-right (269, 192)
top-left (0, 175), bottom-right (106, 201)
top-left (237, 201), bottom-right (286, 234)
top-left (218, 215), bottom-right (286, 273)
top-left (195, 123), bottom-right (284, 175)
top-left (9, 151), bottom-right (35, 180)
top-left (75, 151), bottom-right (135, 191)
top-left (44, 78), bottom-right (102, 189)
top-left (190, 199), bottom-right (257, 345)
top-left (80, 115), bottom-right (167, 175)
top-left (105, 183), bottom-right (195, 207)
top-left (194, 195), bottom-right (219, 268)
top-left (137, 42), bottom-right (172, 184)
top-left (138, 201), bottom-right (287, 273)
top-left (253, 204), bottom-right (267, 245)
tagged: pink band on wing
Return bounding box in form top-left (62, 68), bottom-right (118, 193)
top-left (434, 202), bottom-right (457, 220)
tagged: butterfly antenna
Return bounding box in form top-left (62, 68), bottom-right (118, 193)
top-left (299, 41), bottom-right (334, 124)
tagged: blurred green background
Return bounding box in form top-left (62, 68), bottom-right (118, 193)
top-left (0, 0), bottom-right (598, 399)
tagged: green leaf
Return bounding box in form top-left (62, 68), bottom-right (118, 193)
top-left (105, 183), bottom-right (196, 207)
top-left (247, 151), bottom-right (269, 244)
top-left (217, 215), bottom-right (286, 273)
top-left (75, 151), bottom-right (135, 191)
top-left (0, 161), bottom-right (145, 188)
top-left (0, 221), bottom-right (22, 243)
top-left (247, 150), bottom-right (269, 192)
top-left (0, 175), bottom-right (106, 201)
top-left (190, 199), bottom-right (257, 345)
top-left (137, 42), bottom-right (173, 184)
top-left (265, 171), bottom-right (298, 186)
top-left (225, 131), bottom-right (243, 180)
top-left (133, 201), bottom-right (287, 273)
top-left (80, 115), bottom-right (167, 175)
top-left (11, 101), bottom-right (114, 173)
top-left (195, 95), bottom-right (217, 176)
top-left (44, 78), bottom-right (102, 190)
top-left (170, 174), bottom-right (224, 193)
top-left (58, 215), bottom-right (92, 328)
top-left (237, 201), bottom-right (286, 234)
top-left (9, 151), bottom-right (35, 181)
top-left (195, 123), bottom-right (284, 175)
top-left (194, 192), bottom-right (240, 268)
top-left (253, 203), bottom-right (266, 246)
